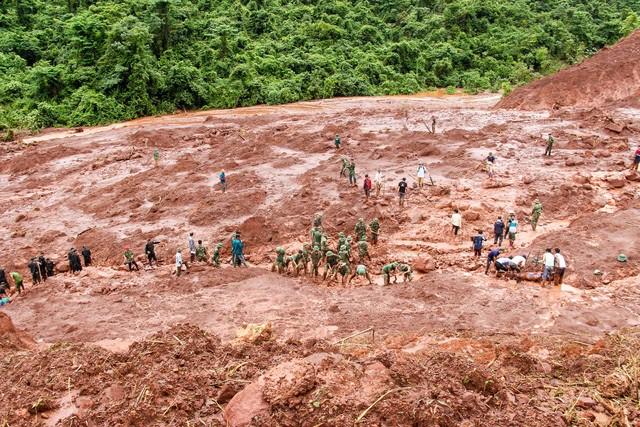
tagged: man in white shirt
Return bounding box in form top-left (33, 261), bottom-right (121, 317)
top-left (176, 247), bottom-right (188, 277)
top-left (417, 164), bottom-right (427, 188)
top-left (189, 232), bottom-right (197, 263)
top-left (508, 255), bottom-right (527, 280)
top-left (374, 169), bottom-right (384, 198)
top-left (554, 248), bottom-right (567, 285)
top-left (451, 209), bottom-right (462, 236)
top-left (541, 248), bottom-right (555, 282)
top-left (494, 257), bottom-right (510, 277)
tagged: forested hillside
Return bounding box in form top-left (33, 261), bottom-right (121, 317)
top-left (0, 0), bottom-right (638, 130)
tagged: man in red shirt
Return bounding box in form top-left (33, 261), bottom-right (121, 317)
top-left (631, 146), bottom-right (640, 171)
top-left (363, 174), bottom-right (372, 202)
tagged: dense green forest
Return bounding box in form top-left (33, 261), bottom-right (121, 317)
top-left (0, 0), bottom-right (638, 131)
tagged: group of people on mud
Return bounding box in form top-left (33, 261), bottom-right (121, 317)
top-left (0, 246), bottom-right (92, 303)
top-left (271, 214), bottom-right (412, 287)
top-left (450, 198), bottom-right (568, 285)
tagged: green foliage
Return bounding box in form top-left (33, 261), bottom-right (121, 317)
top-left (0, 0), bottom-right (639, 129)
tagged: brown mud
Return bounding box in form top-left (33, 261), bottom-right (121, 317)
top-left (0, 89), bottom-right (639, 426)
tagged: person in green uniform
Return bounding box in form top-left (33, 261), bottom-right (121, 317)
top-left (340, 158), bottom-right (348, 177)
top-left (124, 247), bottom-right (139, 271)
top-left (544, 134), bottom-right (554, 156)
top-left (381, 262), bottom-right (398, 286)
top-left (358, 236), bottom-right (371, 263)
top-left (196, 240), bottom-right (208, 262)
top-left (313, 214), bottom-right (323, 228)
top-left (347, 160), bottom-right (357, 186)
top-left (336, 261), bottom-right (350, 286)
top-left (348, 264), bottom-right (373, 286)
top-left (338, 245), bottom-right (351, 266)
top-left (354, 218), bottom-right (367, 242)
top-left (398, 263), bottom-right (413, 282)
top-left (323, 251), bottom-right (339, 280)
top-left (336, 232), bottom-right (346, 252)
top-left (153, 150), bottom-right (159, 167)
top-left (310, 246), bottom-right (322, 279)
top-left (335, 134), bottom-right (341, 149)
top-left (211, 243), bottom-right (223, 268)
top-left (531, 199), bottom-right (543, 231)
top-left (273, 247), bottom-right (286, 274)
top-left (369, 218), bottom-right (380, 244)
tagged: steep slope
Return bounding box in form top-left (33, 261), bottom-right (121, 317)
top-left (497, 29), bottom-right (640, 110)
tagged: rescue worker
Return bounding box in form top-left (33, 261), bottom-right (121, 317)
top-left (211, 243), bottom-right (223, 268)
top-left (124, 247), bottom-right (139, 271)
top-left (348, 264), bottom-right (373, 286)
top-left (28, 257), bottom-right (42, 284)
top-left (335, 134), bottom-right (341, 149)
top-left (531, 199), bottom-right (543, 231)
top-left (196, 240), bottom-right (208, 262)
top-left (354, 218), bottom-right (367, 242)
top-left (398, 263), bottom-right (413, 282)
top-left (273, 247), bottom-right (286, 274)
top-left (369, 218), bottom-right (380, 244)
top-left (358, 235), bottom-right (371, 263)
top-left (313, 214), bottom-right (323, 228)
top-left (310, 246), bottom-right (322, 279)
top-left (175, 247), bottom-right (187, 277)
top-left (81, 245), bottom-right (92, 266)
top-left (336, 261), bottom-right (350, 286)
top-left (381, 262), bottom-right (398, 286)
top-left (145, 238), bottom-right (160, 266)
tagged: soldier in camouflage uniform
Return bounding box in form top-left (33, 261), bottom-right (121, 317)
top-left (354, 218), bottom-right (367, 242)
top-left (338, 245), bottom-right (351, 266)
top-left (381, 262), bottom-right (398, 286)
top-left (211, 243), bottom-right (223, 268)
top-left (301, 244), bottom-right (310, 275)
top-left (273, 247), bottom-right (286, 274)
top-left (291, 250), bottom-right (305, 276)
top-left (344, 236), bottom-right (354, 258)
top-left (336, 232), bottom-right (346, 252)
top-left (323, 250), bottom-right (339, 280)
top-left (310, 246), bottom-right (322, 279)
top-left (531, 199), bottom-right (543, 231)
top-left (309, 227), bottom-right (317, 246)
top-left (313, 214), bottom-right (323, 228)
top-left (348, 264), bottom-right (373, 286)
top-left (369, 218), bottom-right (380, 244)
top-left (320, 233), bottom-right (329, 257)
top-left (314, 228), bottom-right (323, 248)
top-left (336, 261), bottom-right (351, 286)
top-left (348, 160), bottom-right (357, 186)
top-left (358, 236), bottom-right (371, 263)
top-left (340, 158), bottom-right (348, 177)
top-left (196, 240), bottom-right (208, 262)
top-left (398, 263), bottom-right (413, 282)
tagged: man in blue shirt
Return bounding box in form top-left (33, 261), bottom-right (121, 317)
top-left (232, 233), bottom-right (247, 268)
top-left (485, 248), bottom-right (504, 274)
top-left (471, 230), bottom-right (487, 257)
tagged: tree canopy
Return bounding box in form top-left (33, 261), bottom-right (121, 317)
top-left (0, 0), bottom-right (638, 130)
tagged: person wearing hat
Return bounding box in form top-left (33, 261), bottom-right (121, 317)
top-left (369, 218), bottom-right (380, 244)
top-left (531, 199), bottom-right (543, 231)
top-left (485, 247), bottom-right (505, 274)
top-left (554, 248), bottom-right (567, 285)
top-left (273, 247), bottom-right (286, 274)
top-left (145, 238), bottom-right (160, 267)
top-left (210, 243), bottom-right (223, 268)
top-left (382, 262), bottom-right (399, 286)
top-left (618, 254), bottom-right (628, 262)
top-left (323, 250), bottom-right (339, 280)
top-left (399, 262), bottom-right (413, 282)
top-left (336, 232), bottom-right (346, 252)
top-left (338, 245), bottom-right (350, 266)
top-left (347, 159), bottom-right (357, 187)
top-left (358, 236), bottom-right (371, 263)
top-left (219, 169), bottom-right (227, 193)
top-left (310, 246), bottom-right (322, 279)
top-left (124, 247), bottom-right (139, 271)
top-left (313, 214), bottom-right (323, 228)
top-left (320, 233), bottom-right (329, 257)
top-left (354, 218), bottom-right (367, 242)
top-left (27, 257), bottom-right (42, 284)
top-left (175, 247), bottom-right (188, 277)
